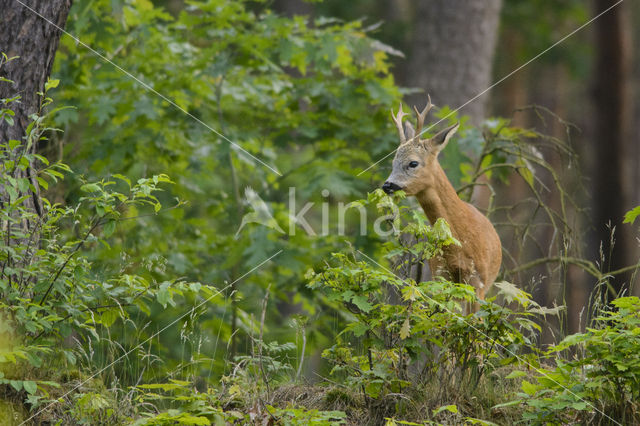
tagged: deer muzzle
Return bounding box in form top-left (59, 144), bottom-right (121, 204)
top-left (382, 181), bottom-right (403, 195)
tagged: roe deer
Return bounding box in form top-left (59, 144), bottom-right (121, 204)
top-left (381, 97), bottom-right (502, 306)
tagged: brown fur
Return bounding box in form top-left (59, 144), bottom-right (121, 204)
top-left (384, 102), bottom-right (502, 304)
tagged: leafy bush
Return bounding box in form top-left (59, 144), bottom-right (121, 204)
top-left (132, 379), bottom-right (242, 425)
top-left (509, 296), bottom-right (640, 424)
top-left (265, 404), bottom-right (347, 426)
top-left (0, 73), bottom-right (211, 422)
top-left (51, 0), bottom-right (406, 380)
top-left (308, 190), bottom-right (547, 422)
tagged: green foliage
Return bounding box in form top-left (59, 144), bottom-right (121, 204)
top-left (0, 63), bottom-right (214, 422)
top-left (52, 0), bottom-right (403, 376)
top-left (308, 190), bottom-right (544, 421)
top-left (0, 54), bottom-right (21, 130)
top-left (266, 405), bottom-right (347, 426)
top-left (385, 405), bottom-right (501, 426)
top-left (222, 339), bottom-right (297, 404)
top-left (131, 377), bottom-right (348, 425)
top-left (509, 296), bottom-right (640, 424)
top-left (69, 391), bottom-right (121, 425)
top-left (132, 380), bottom-right (244, 425)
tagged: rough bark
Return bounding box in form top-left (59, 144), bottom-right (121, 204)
top-left (404, 0), bottom-right (503, 125)
top-left (0, 0), bottom-right (71, 302)
top-left (591, 0), bottom-right (634, 297)
top-left (634, 2), bottom-right (640, 219)
top-left (0, 0), bottom-right (72, 216)
top-left (0, 0), bottom-right (72, 145)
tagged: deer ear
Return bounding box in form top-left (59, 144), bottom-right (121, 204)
top-left (404, 121), bottom-right (416, 142)
top-left (429, 123), bottom-right (459, 153)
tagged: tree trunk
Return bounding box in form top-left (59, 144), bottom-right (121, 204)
top-left (404, 0), bottom-right (503, 125)
top-left (0, 0), bottom-right (72, 216)
top-left (632, 0), bottom-right (640, 297)
top-left (591, 0), bottom-right (634, 297)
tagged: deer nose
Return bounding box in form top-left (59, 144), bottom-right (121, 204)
top-left (382, 181), bottom-right (402, 194)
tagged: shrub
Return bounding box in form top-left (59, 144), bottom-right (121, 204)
top-left (0, 75), bottom-right (209, 422)
top-left (509, 296), bottom-right (640, 424)
top-left (308, 190), bottom-right (546, 422)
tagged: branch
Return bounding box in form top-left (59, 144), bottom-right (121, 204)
top-left (37, 217), bottom-right (102, 306)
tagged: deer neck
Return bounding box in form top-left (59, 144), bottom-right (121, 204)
top-left (415, 163), bottom-right (466, 228)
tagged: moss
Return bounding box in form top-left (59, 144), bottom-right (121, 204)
top-left (0, 399), bottom-right (27, 425)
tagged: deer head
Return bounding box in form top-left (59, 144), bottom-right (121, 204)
top-left (382, 96), bottom-right (459, 196)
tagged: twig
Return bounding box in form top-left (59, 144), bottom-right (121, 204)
top-left (38, 216), bottom-right (102, 306)
top-left (507, 255), bottom-right (640, 282)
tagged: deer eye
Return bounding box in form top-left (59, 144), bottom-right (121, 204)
top-left (408, 161), bottom-right (419, 168)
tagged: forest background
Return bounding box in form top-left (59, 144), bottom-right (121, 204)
top-left (1, 0), bottom-right (640, 424)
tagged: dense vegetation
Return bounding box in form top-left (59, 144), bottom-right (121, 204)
top-left (1, 1), bottom-right (639, 424)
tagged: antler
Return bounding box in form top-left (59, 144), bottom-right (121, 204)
top-left (391, 104), bottom-right (408, 144)
top-left (413, 94), bottom-right (434, 138)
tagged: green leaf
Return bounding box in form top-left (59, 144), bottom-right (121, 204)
top-left (157, 282), bottom-right (172, 308)
top-left (433, 404), bottom-right (458, 416)
top-left (348, 322), bottom-right (369, 337)
top-left (492, 400), bottom-right (522, 410)
top-left (572, 401), bottom-right (589, 411)
top-left (26, 352), bottom-right (42, 368)
top-left (44, 78), bottom-right (60, 91)
top-left (100, 309), bottom-right (119, 327)
top-left (102, 220), bottom-right (116, 237)
top-left (36, 177), bottom-right (49, 190)
top-left (399, 318), bottom-right (411, 340)
top-left (112, 174), bottom-right (131, 187)
top-left (173, 415), bottom-right (210, 425)
top-left (350, 295), bottom-right (373, 313)
top-left (137, 382), bottom-right (187, 391)
top-left (505, 370), bottom-right (527, 379)
top-left (364, 380), bottom-right (382, 398)
top-left (23, 380), bottom-right (37, 395)
top-left (521, 380), bottom-right (537, 396)
top-left (80, 183), bottom-right (101, 193)
top-left (623, 206), bottom-right (640, 224)
top-left (135, 299), bottom-right (151, 316)
top-left (493, 281), bottom-right (532, 307)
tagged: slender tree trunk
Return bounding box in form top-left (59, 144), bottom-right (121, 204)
top-left (404, 0), bottom-right (503, 125)
top-left (632, 0), bottom-right (640, 297)
top-left (591, 0), bottom-right (633, 297)
top-left (0, 0), bottom-right (72, 215)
